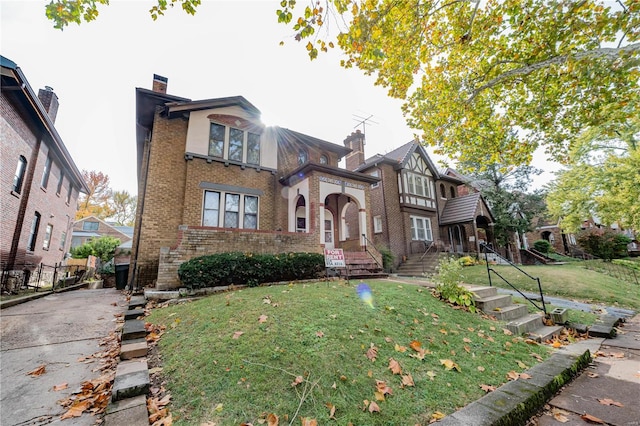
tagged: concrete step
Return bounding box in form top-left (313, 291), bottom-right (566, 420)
top-left (505, 313), bottom-right (545, 335)
top-left (528, 325), bottom-right (564, 342)
top-left (588, 324), bottom-right (617, 338)
top-left (120, 339), bottom-right (148, 360)
top-left (122, 319), bottom-right (147, 341)
top-left (128, 296), bottom-right (146, 310)
top-left (467, 286), bottom-right (498, 299)
top-left (124, 308), bottom-right (145, 321)
top-left (105, 395), bottom-right (149, 426)
top-left (491, 304), bottom-right (529, 321)
top-left (475, 294), bottom-right (513, 311)
top-left (111, 359), bottom-right (150, 402)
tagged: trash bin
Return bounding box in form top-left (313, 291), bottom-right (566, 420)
top-left (115, 264), bottom-right (129, 290)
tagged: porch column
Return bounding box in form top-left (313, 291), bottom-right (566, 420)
top-left (359, 209), bottom-right (367, 247)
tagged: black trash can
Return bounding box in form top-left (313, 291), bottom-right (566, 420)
top-left (115, 264), bottom-right (129, 290)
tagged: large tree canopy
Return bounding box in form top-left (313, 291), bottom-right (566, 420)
top-left (545, 114), bottom-right (639, 232)
top-left (46, 0), bottom-right (639, 168)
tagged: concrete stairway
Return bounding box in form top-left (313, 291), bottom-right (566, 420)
top-left (340, 251), bottom-right (387, 279)
top-left (466, 285), bottom-right (564, 341)
top-left (396, 252), bottom-right (441, 277)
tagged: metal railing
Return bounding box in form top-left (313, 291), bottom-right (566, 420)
top-left (361, 234), bottom-right (384, 270)
top-left (419, 241), bottom-right (438, 274)
top-left (481, 244), bottom-right (547, 315)
top-left (1, 263), bottom-right (87, 295)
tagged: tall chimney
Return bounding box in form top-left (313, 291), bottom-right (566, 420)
top-left (152, 74), bottom-right (168, 93)
top-left (38, 86), bottom-right (59, 124)
top-left (343, 130), bottom-right (366, 171)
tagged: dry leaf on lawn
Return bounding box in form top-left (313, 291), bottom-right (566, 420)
top-left (368, 401), bottom-right (380, 413)
top-left (258, 315), bottom-right (268, 323)
top-left (388, 358), bottom-right (402, 375)
top-left (366, 343), bottom-right (378, 362)
top-left (480, 384), bottom-right (496, 393)
top-left (401, 374), bottom-right (415, 387)
top-left (232, 331), bottom-right (244, 339)
top-left (53, 382), bottom-right (68, 391)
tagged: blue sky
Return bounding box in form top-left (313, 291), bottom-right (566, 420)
top-left (1, 0), bottom-right (558, 195)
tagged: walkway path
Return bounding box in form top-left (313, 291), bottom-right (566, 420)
top-left (1, 288), bottom-right (125, 425)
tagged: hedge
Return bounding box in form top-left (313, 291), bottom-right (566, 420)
top-left (177, 252), bottom-right (325, 289)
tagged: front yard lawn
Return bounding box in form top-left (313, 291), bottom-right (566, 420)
top-left (146, 280), bottom-right (553, 425)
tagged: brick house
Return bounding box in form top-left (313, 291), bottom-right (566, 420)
top-left (71, 216), bottom-right (133, 249)
top-left (1, 55), bottom-right (88, 290)
top-left (346, 137), bottom-right (496, 269)
top-left (131, 75), bottom-right (379, 290)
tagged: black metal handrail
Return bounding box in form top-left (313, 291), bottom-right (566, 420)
top-left (481, 244), bottom-right (547, 315)
top-left (361, 234), bottom-right (384, 270)
top-left (419, 241), bottom-right (437, 274)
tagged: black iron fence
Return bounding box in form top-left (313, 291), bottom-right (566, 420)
top-left (1, 263), bottom-right (88, 295)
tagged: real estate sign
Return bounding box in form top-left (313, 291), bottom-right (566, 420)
top-left (324, 248), bottom-right (346, 268)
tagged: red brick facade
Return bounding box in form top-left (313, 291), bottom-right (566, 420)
top-left (1, 57), bottom-right (87, 289)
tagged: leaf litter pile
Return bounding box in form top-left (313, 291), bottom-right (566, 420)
top-left (146, 281), bottom-right (555, 425)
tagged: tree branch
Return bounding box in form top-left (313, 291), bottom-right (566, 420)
top-left (466, 42), bottom-right (640, 103)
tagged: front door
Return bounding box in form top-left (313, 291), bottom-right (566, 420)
top-left (324, 209), bottom-right (334, 249)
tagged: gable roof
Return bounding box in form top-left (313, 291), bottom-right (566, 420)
top-left (355, 140), bottom-right (440, 177)
top-left (439, 193), bottom-right (495, 225)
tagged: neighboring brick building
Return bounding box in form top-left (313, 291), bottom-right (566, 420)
top-left (348, 138), bottom-right (496, 269)
top-left (131, 75), bottom-right (379, 290)
top-left (1, 55), bottom-right (88, 290)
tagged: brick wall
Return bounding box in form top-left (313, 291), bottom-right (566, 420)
top-left (156, 226), bottom-right (321, 289)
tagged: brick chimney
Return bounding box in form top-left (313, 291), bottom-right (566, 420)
top-left (37, 86), bottom-right (59, 124)
top-left (343, 130), bottom-right (366, 171)
top-left (152, 74), bottom-right (168, 93)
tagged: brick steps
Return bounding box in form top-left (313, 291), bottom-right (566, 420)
top-left (339, 251), bottom-right (387, 279)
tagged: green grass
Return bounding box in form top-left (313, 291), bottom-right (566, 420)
top-left (511, 297), bottom-right (598, 326)
top-left (461, 263), bottom-right (640, 311)
top-left (146, 280), bottom-right (552, 425)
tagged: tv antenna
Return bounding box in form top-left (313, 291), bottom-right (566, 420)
top-left (353, 113), bottom-right (378, 137)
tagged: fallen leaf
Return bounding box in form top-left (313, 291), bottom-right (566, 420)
top-left (27, 364), bottom-right (46, 377)
top-left (464, 345), bottom-right (471, 353)
top-left (580, 413), bottom-right (604, 424)
top-left (300, 418), bottom-right (317, 426)
top-left (612, 352), bottom-right (625, 358)
top-left (426, 371), bottom-right (436, 380)
top-left (374, 391), bottom-right (385, 401)
top-left (431, 411), bottom-right (446, 421)
top-left (291, 376), bottom-right (304, 387)
top-left (316, 331), bottom-right (324, 338)
top-left (503, 328), bottom-right (513, 335)
top-left (477, 366), bottom-right (485, 372)
top-left (388, 358), bottom-right (402, 375)
top-left (440, 359), bottom-right (461, 372)
top-left (375, 380), bottom-right (392, 396)
top-left (480, 384), bottom-right (496, 393)
top-left (439, 329), bottom-right (448, 335)
top-left (61, 400), bottom-right (90, 419)
top-left (507, 371), bottom-right (520, 381)
top-left (463, 337), bottom-right (472, 343)
top-left (409, 340), bottom-right (422, 351)
top-left (394, 344), bottom-right (407, 352)
top-left (267, 413), bottom-right (279, 426)
top-left (519, 373), bottom-right (532, 380)
top-left (368, 401), bottom-right (380, 413)
top-left (587, 372), bottom-right (600, 378)
top-left (258, 315), bottom-right (268, 323)
top-left (232, 331), bottom-right (244, 339)
top-left (517, 361), bottom-right (529, 369)
top-left (401, 374), bottom-right (415, 387)
top-left (366, 343), bottom-right (378, 362)
top-left (552, 341), bottom-right (563, 348)
top-left (325, 402), bottom-right (336, 419)
top-left (553, 412), bottom-right (569, 423)
top-left (598, 398), bottom-right (624, 407)
top-left (53, 382), bottom-right (68, 391)
top-left (263, 296), bottom-right (272, 305)
top-left (489, 326), bottom-right (496, 331)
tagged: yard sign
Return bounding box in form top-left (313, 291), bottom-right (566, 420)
top-left (324, 248), bottom-right (346, 268)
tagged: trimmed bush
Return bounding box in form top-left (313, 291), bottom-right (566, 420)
top-left (177, 252), bottom-right (325, 289)
top-left (533, 239), bottom-right (552, 254)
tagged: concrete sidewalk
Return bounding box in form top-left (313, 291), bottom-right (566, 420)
top-left (0, 288), bottom-right (125, 425)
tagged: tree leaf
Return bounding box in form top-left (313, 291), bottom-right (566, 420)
top-left (480, 384), bottom-right (496, 393)
top-left (409, 340), bottom-right (422, 351)
top-left (258, 315), bottom-right (268, 323)
top-left (53, 382), bottom-right (68, 391)
top-left (431, 411), bottom-right (446, 421)
top-left (27, 364), bottom-right (46, 377)
top-left (366, 343), bottom-right (378, 362)
top-left (388, 358), bottom-right (402, 375)
top-left (580, 413), bottom-right (604, 424)
top-left (232, 331), bottom-right (244, 339)
top-left (506, 371), bottom-right (520, 381)
top-left (368, 401), bottom-right (380, 413)
top-left (440, 359), bottom-right (460, 372)
top-left (267, 413), bottom-right (279, 426)
top-left (291, 376), bottom-right (304, 387)
top-left (598, 398), bottom-right (623, 407)
top-left (401, 374), bottom-right (414, 387)
top-left (315, 331), bottom-right (324, 338)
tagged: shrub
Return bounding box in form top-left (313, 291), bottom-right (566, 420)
top-left (533, 240), bottom-right (552, 254)
top-left (177, 252), bottom-right (325, 289)
top-left (458, 256), bottom-right (476, 266)
top-left (377, 246), bottom-right (395, 272)
top-left (71, 236), bottom-right (121, 262)
top-left (432, 257), bottom-right (476, 313)
top-left (577, 229), bottom-right (632, 261)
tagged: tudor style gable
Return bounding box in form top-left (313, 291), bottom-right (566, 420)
top-left (399, 149), bottom-right (437, 210)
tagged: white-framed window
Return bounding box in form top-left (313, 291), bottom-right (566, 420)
top-left (370, 170), bottom-right (380, 188)
top-left (373, 215), bottom-right (383, 233)
top-left (43, 224), bottom-right (53, 250)
top-left (41, 156), bottom-right (52, 188)
top-left (208, 123), bottom-right (261, 165)
top-left (407, 172), bottom-right (431, 197)
top-left (13, 156), bottom-right (27, 194)
top-left (203, 190), bottom-right (259, 229)
top-left (410, 216), bottom-right (433, 241)
top-left (319, 154), bottom-right (328, 165)
top-left (83, 221), bottom-right (99, 231)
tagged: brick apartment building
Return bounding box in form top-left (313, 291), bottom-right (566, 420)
top-left (131, 75), bottom-right (496, 290)
top-left (1, 56), bottom-right (88, 290)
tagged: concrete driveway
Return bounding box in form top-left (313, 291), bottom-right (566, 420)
top-left (1, 288), bottom-right (126, 425)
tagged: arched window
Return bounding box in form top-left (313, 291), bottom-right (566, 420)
top-left (13, 156), bottom-right (27, 194)
top-left (450, 186), bottom-right (456, 198)
top-left (298, 149), bottom-right (308, 165)
top-left (319, 154), bottom-right (328, 165)
top-left (440, 183), bottom-right (446, 198)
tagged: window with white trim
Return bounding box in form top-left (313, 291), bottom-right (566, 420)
top-left (370, 170), bottom-right (380, 188)
top-left (203, 190), bottom-right (259, 229)
top-left (373, 215), bottom-right (383, 233)
top-left (41, 156), bottom-right (52, 188)
top-left (43, 224), bottom-right (53, 250)
top-left (208, 123), bottom-right (261, 165)
top-left (410, 216), bottom-right (433, 241)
